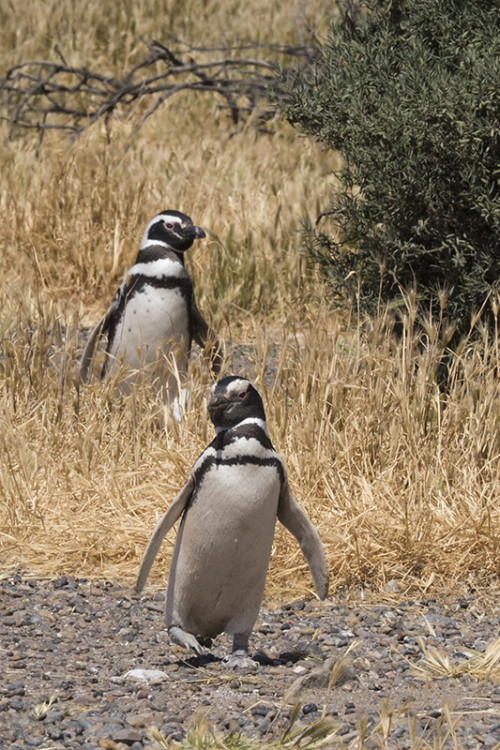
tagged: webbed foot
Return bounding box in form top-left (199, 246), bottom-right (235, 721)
top-left (223, 649), bottom-right (258, 670)
top-left (169, 387), bottom-right (190, 424)
top-left (169, 626), bottom-right (206, 655)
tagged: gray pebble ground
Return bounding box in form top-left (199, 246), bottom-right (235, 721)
top-left (1, 574), bottom-right (500, 749)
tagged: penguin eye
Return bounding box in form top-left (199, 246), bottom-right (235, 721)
top-left (237, 390), bottom-right (246, 399)
top-left (165, 222), bottom-right (174, 229)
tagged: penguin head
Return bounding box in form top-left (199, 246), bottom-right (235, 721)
top-left (208, 376), bottom-right (266, 430)
top-left (140, 210), bottom-right (206, 254)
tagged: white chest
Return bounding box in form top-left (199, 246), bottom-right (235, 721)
top-left (187, 459), bottom-right (282, 541)
top-left (110, 285), bottom-right (190, 366)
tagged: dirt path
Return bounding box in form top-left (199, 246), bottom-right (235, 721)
top-left (1, 575), bottom-right (500, 749)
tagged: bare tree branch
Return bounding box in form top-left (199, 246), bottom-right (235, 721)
top-left (0, 38), bottom-right (319, 145)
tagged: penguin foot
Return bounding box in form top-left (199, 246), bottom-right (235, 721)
top-left (169, 387), bottom-right (190, 424)
top-left (169, 626), bottom-right (206, 655)
top-left (223, 650), bottom-right (258, 670)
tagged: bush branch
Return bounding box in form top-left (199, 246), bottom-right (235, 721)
top-left (0, 38), bottom-right (319, 144)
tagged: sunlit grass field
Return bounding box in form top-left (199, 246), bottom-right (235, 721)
top-left (1, 0), bottom-right (500, 607)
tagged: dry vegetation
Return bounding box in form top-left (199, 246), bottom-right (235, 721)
top-left (1, 0), bottom-right (500, 607)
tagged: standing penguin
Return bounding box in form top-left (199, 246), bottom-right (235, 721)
top-left (80, 210), bottom-right (222, 417)
top-left (136, 376), bottom-right (329, 667)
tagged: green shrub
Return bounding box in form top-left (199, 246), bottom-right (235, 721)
top-left (281, 0), bottom-right (500, 340)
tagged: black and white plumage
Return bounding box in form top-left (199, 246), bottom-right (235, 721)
top-left (80, 210), bottom-right (222, 417)
top-left (136, 376), bottom-right (329, 667)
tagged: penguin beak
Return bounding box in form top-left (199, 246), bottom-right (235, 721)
top-left (194, 226), bottom-right (206, 239)
top-left (207, 393), bottom-right (224, 411)
top-left (207, 392), bottom-right (228, 424)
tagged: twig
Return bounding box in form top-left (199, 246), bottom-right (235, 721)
top-left (0, 38), bottom-right (319, 145)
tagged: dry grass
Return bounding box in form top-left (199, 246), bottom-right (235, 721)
top-left (1, 0), bottom-right (500, 606)
top-left (147, 700), bottom-right (475, 750)
top-left (405, 636), bottom-right (500, 683)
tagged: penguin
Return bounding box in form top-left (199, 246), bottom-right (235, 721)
top-left (80, 210), bottom-right (222, 418)
top-left (136, 375), bottom-right (329, 668)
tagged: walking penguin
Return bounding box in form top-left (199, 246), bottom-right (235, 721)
top-left (136, 375), bottom-right (329, 667)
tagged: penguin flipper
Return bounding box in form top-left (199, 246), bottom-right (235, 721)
top-left (135, 474), bottom-right (195, 594)
top-left (80, 280), bottom-right (128, 383)
top-left (191, 302), bottom-right (223, 375)
top-left (277, 483), bottom-right (329, 600)
top-left (79, 314), bottom-right (108, 383)
top-left (79, 293), bottom-right (122, 385)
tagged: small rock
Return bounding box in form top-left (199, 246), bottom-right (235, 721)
top-left (6, 684), bottom-right (25, 696)
top-left (99, 740), bottom-right (128, 750)
top-left (112, 727), bottom-right (143, 745)
top-left (383, 579), bottom-right (402, 593)
top-left (127, 714), bottom-right (157, 729)
top-left (113, 669), bottom-right (169, 684)
top-left (302, 703), bottom-right (318, 715)
top-left (251, 705), bottom-right (271, 718)
top-left (53, 577), bottom-right (69, 589)
top-left (159, 725), bottom-right (184, 742)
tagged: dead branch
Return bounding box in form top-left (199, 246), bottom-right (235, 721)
top-left (0, 39), bottom-right (319, 145)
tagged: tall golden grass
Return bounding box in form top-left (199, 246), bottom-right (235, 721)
top-left (1, 0), bottom-right (499, 601)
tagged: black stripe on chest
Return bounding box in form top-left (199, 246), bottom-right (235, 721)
top-left (123, 273), bottom-right (192, 300)
top-left (189, 424), bottom-right (286, 504)
top-left (106, 273), bottom-right (193, 356)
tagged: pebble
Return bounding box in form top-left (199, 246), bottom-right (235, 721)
top-left (302, 703), bottom-right (318, 715)
top-left (112, 727), bottom-right (144, 744)
top-left (115, 669), bottom-right (169, 684)
top-left (1, 576), bottom-right (500, 748)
